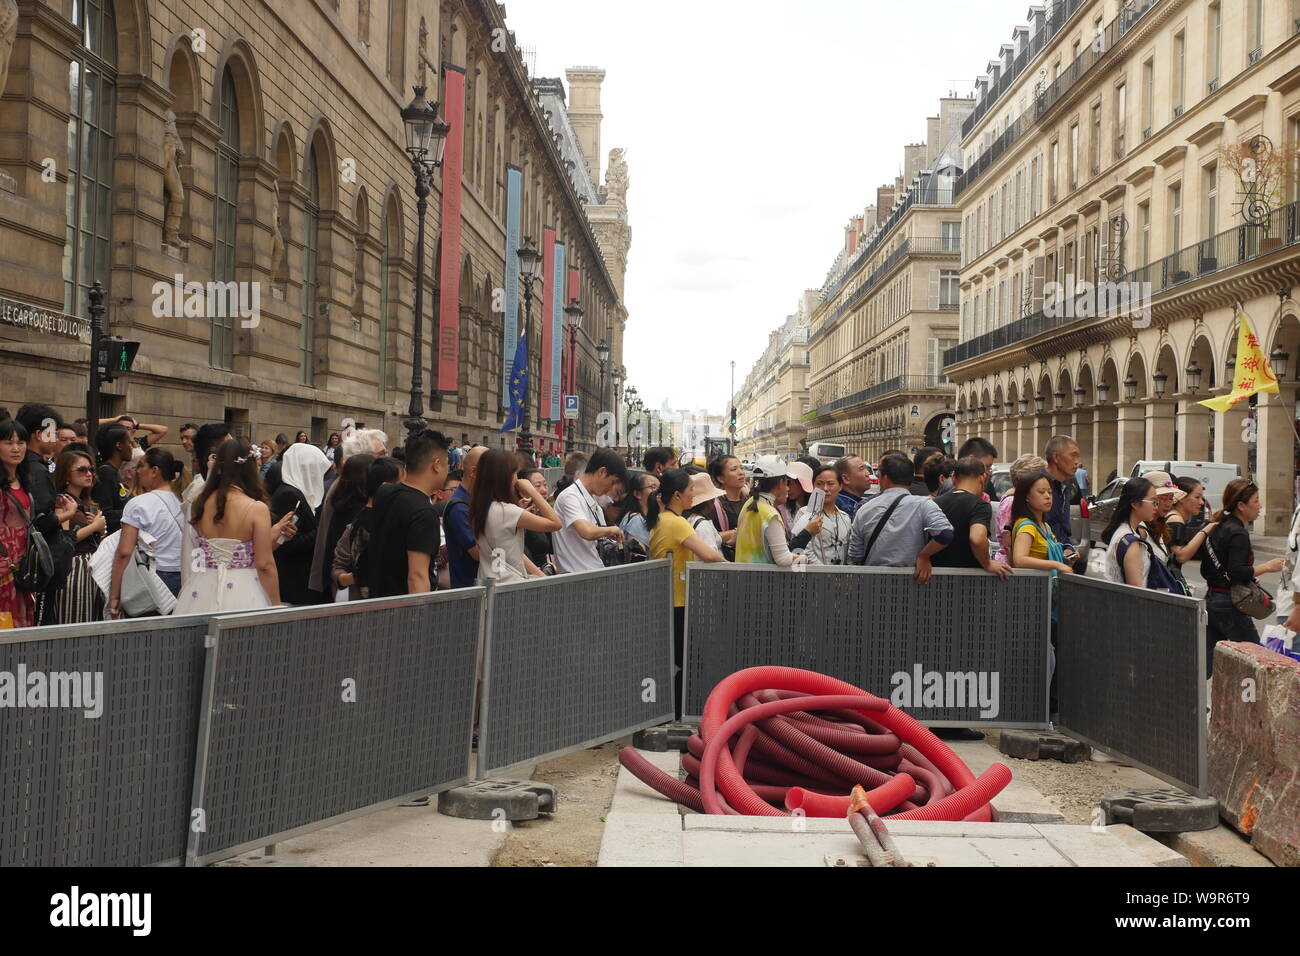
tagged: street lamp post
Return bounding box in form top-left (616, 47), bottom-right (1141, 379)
top-left (624, 386), bottom-right (639, 461)
top-left (399, 85), bottom-right (450, 443)
top-left (597, 338), bottom-right (610, 449)
top-left (611, 365), bottom-right (624, 454)
top-left (563, 301), bottom-right (583, 453)
top-left (516, 236), bottom-right (543, 457)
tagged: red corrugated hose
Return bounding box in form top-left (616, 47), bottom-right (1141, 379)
top-left (618, 666), bottom-right (1010, 823)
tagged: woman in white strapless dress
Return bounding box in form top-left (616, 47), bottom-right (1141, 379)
top-left (173, 438), bottom-right (280, 615)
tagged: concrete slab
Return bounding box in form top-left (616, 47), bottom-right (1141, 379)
top-left (1104, 824), bottom-right (1190, 867)
top-left (607, 749), bottom-right (684, 816)
top-left (947, 740), bottom-right (1067, 823)
top-left (596, 812), bottom-right (684, 867)
top-left (1033, 823), bottom-right (1166, 867)
top-left (1156, 825), bottom-right (1277, 868)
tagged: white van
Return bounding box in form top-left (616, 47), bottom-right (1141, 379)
top-left (1128, 460), bottom-right (1241, 503)
top-left (806, 441), bottom-right (847, 464)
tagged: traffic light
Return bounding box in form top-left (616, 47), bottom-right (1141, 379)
top-left (99, 336), bottom-right (140, 383)
top-left (730, 406), bottom-right (737, 426)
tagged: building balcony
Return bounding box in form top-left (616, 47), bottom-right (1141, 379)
top-left (944, 199), bottom-right (1300, 369)
top-left (955, 0), bottom-right (1162, 200)
top-left (814, 374), bottom-right (955, 419)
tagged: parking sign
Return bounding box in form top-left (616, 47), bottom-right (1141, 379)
top-left (564, 394), bottom-right (579, 420)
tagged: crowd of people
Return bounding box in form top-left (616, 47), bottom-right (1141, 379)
top-left (2, 403), bottom-right (1292, 713)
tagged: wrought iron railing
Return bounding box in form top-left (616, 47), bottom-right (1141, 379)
top-left (815, 375), bottom-right (955, 419)
top-left (943, 199), bottom-right (1300, 367)
top-left (955, 0), bottom-right (1162, 200)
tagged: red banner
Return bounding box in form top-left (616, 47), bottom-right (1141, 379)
top-left (540, 227), bottom-right (556, 420)
top-left (437, 64), bottom-right (466, 392)
top-left (568, 265), bottom-right (580, 304)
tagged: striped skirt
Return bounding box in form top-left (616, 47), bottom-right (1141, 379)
top-left (48, 554), bottom-right (104, 625)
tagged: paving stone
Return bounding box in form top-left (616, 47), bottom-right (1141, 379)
top-left (607, 748), bottom-right (684, 815)
top-left (1155, 825), bottom-right (1277, 868)
top-left (1034, 823), bottom-right (1166, 867)
top-left (998, 729), bottom-right (1091, 762)
top-left (596, 812), bottom-right (684, 867)
top-left (1209, 641), bottom-right (1300, 867)
top-left (1099, 789), bottom-right (1219, 833)
top-left (437, 780), bottom-right (556, 821)
top-left (1104, 824), bottom-right (1191, 867)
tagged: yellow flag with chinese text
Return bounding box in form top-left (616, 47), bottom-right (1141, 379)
top-left (1198, 313), bottom-right (1279, 413)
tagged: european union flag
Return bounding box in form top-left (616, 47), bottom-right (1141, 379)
top-left (501, 332), bottom-right (529, 432)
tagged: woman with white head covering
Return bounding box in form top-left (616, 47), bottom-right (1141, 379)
top-left (270, 442), bottom-right (332, 604)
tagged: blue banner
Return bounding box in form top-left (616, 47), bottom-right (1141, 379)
top-left (502, 165), bottom-right (522, 410)
top-left (550, 241), bottom-right (565, 421)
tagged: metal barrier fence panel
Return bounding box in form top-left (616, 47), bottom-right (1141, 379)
top-left (185, 590), bottom-right (483, 865)
top-left (0, 616), bottom-right (210, 866)
top-left (1057, 575), bottom-right (1206, 794)
top-left (682, 565), bottom-right (1052, 726)
top-left (478, 560), bottom-right (675, 778)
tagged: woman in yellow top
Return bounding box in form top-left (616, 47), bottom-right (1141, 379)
top-left (648, 469), bottom-right (726, 717)
top-left (1008, 468), bottom-right (1073, 721)
top-left (734, 456), bottom-right (818, 565)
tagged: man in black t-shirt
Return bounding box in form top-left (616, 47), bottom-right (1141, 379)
top-left (933, 457), bottom-right (1010, 578)
top-left (365, 429), bottom-right (449, 597)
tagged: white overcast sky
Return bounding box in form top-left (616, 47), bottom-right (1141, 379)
top-left (503, 0), bottom-right (1028, 416)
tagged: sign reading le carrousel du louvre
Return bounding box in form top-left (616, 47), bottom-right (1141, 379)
top-left (0, 297), bottom-right (90, 342)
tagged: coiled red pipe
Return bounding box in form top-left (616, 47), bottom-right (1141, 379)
top-left (618, 666), bottom-right (1010, 824)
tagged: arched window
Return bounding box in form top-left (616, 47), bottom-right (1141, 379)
top-left (212, 68), bottom-right (240, 369)
top-left (63, 0), bottom-right (118, 315)
top-left (379, 203), bottom-right (395, 401)
top-left (302, 146), bottom-right (321, 386)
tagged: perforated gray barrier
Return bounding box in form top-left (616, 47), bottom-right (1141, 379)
top-left (683, 565), bottom-right (1052, 725)
top-left (0, 616), bottom-right (210, 866)
top-left (185, 590), bottom-right (483, 865)
top-left (1057, 575), bottom-right (1206, 794)
top-left (478, 561), bottom-right (675, 777)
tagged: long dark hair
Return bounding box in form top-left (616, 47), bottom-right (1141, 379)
top-left (646, 468), bottom-right (690, 531)
top-left (743, 475), bottom-right (785, 519)
top-left (141, 446), bottom-right (184, 494)
top-left (1101, 477), bottom-right (1152, 545)
top-left (616, 471), bottom-right (658, 526)
top-left (1213, 478), bottom-right (1258, 525)
top-left (469, 448), bottom-right (519, 538)
top-left (330, 453), bottom-right (374, 516)
top-left (193, 438), bottom-right (267, 525)
top-left (0, 419), bottom-right (30, 490)
top-left (1009, 470), bottom-right (1053, 527)
top-left (54, 449), bottom-right (97, 506)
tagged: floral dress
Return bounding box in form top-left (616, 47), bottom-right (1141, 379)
top-left (0, 486), bottom-right (36, 628)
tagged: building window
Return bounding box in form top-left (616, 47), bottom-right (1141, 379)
top-left (1142, 58), bottom-right (1154, 137)
top-left (1049, 140), bottom-right (1059, 203)
top-left (1207, 3), bottom-right (1221, 89)
top-left (1091, 103), bottom-right (1102, 173)
top-left (302, 147), bottom-right (321, 387)
top-left (1139, 200), bottom-right (1151, 263)
top-left (1168, 183), bottom-right (1182, 252)
top-left (1203, 164), bottom-right (1218, 238)
top-left (63, 0), bottom-right (117, 317)
top-left (1172, 31), bottom-right (1185, 115)
top-left (387, 0), bottom-right (407, 87)
top-left (1249, 0), bottom-right (1263, 61)
top-left (941, 220), bottom-right (960, 252)
top-left (211, 70), bottom-right (239, 370)
top-left (1114, 83), bottom-right (1126, 158)
top-left (1069, 123), bottom-right (1079, 189)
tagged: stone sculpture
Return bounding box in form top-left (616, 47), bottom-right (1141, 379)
top-left (162, 110), bottom-right (188, 248)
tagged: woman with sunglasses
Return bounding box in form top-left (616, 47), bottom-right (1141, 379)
top-left (1199, 479), bottom-right (1285, 677)
top-left (48, 450), bottom-right (107, 624)
top-left (1099, 477), bottom-right (1161, 588)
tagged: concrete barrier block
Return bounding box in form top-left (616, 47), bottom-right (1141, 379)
top-left (437, 780), bottom-right (556, 821)
top-left (631, 722), bottom-right (695, 752)
top-left (1100, 789), bottom-right (1219, 833)
top-left (1209, 642), bottom-right (1300, 868)
top-left (998, 729), bottom-right (1091, 762)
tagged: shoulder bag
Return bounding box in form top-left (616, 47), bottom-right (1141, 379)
top-left (1, 487), bottom-right (55, 592)
top-left (856, 494), bottom-right (906, 565)
top-left (1204, 529), bottom-right (1274, 620)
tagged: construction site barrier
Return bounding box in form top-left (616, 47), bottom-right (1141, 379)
top-left (0, 615), bottom-right (211, 866)
top-left (1056, 575), bottom-right (1206, 794)
top-left (184, 589), bottom-right (483, 865)
top-left (476, 560), bottom-right (675, 777)
top-left (682, 564), bottom-right (1053, 726)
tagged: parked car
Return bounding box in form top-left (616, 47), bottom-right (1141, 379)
top-left (1087, 476), bottom-right (1127, 538)
top-left (1128, 460), bottom-right (1240, 506)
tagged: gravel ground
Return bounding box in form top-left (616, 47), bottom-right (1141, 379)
top-left (980, 730), bottom-right (1170, 825)
top-left (492, 740), bottom-right (623, 867)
